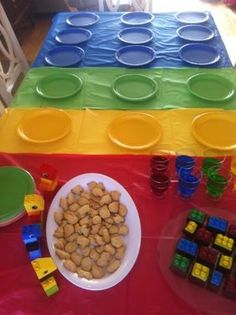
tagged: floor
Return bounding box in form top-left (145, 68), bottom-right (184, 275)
top-left (20, 0), bottom-right (236, 65)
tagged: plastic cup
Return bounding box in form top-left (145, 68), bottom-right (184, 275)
top-left (202, 149), bottom-right (226, 177)
top-left (175, 148), bottom-right (196, 174)
top-left (178, 166), bottom-right (202, 199)
top-left (206, 165), bottom-right (232, 199)
top-left (150, 172), bottom-right (170, 197)
top-left (150, 149), bottom-right (170, 174)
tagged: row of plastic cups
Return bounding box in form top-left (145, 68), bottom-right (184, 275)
top-left (149, 148), bottom-right (233, 199)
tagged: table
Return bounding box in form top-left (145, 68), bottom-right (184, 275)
top-left (1, 107), bottom-right (236, 155)
top-left (11, 67), bottom-right (236, 110)
top-left (1, 9), bottom-right (236, 315)
top-left (32, 12), bottom-right (232, 68)
top-left (1, 153), bottom-right (236, 315)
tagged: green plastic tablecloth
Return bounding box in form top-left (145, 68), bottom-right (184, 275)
top-left (11, 67), bottom-right (236, 110)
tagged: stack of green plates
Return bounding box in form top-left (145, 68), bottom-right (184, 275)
top-left (0, 166), bottom-right (35, 227)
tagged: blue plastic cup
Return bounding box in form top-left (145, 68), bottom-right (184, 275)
top-left (178, 166), bottom-right (202, 199)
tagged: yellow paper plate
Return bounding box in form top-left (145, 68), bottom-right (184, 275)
top-left (192, 112), bottom-right (236, 150)
top-left (17, 109), bottom-right (72, 144)
top-left (107, 113), bottom-right (162, 150)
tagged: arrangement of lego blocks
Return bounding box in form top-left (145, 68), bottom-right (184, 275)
top-left (21, 164), bottom-right (60, 296)
top-left (171, 208), bottom-right (236, 300)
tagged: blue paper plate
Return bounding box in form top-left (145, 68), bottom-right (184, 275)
top-left (179, 43), bottom-right (220, 66)
top-left (118, 27), bottom-right (154, 45)
top-left (175, 11), bottom-right (209, 24)
top-left (55, 28), bottom-right (92, 45)
top-left (177, 25), bottom-right (214, 42)
top-left (121, 12), bottom-right (154, 26)
top-left (45, 46), bottom-right (85, 67)
top-left (66, 12), bottom-right (100, 27)
top-left (115, 45), bottom-right (156, 67)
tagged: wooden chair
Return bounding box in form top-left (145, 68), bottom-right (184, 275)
top-left (0, 2), bottom-right (29, 108)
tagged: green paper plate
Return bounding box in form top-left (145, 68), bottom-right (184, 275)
top-left (36, 73), bottom-right (83, 99)
top-left (0, 166), bottom-right (35, 225)
top-left (187, 73), bottom-right (235, 102)
top-left (112, 74), bottom-right (158, 102)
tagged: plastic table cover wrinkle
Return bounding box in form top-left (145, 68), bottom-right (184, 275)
top-left (11, 67), bottom-right (236, 110)
top-left (32, 11), bottom-right (232, 69)
top-left (0, 107), bottom-right (232, 155)
top-left (0, 153), bottom-right (236, 315)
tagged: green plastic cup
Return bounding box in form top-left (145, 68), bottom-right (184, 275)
top-left (206, 166), bottom-right (231, 199)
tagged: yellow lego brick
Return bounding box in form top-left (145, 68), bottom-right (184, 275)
top-left (191, 262), bottom-right (209, 282)
top-left (24, 194), bottom-right (45, 216)
top-left (41, 276), bottom-right (59, 297)
top-left (219, 255), bottom-right (233, 270)
top-left (185, 220), bottom-right (198, 234)
top-left (214, 234), bottom-right (234, 252)
top-left (31, 257), bottom-right (57, 280)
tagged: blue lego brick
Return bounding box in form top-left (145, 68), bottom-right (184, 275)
top-left (22, 224), bottom-right (42, 244)
top-left (208, 270), bottom-right (223, 291)
top-left (207, 216), bottom-right (228, 234)
top-left (25, 239), bottom-right (41, 252)
top-left (176, 238), bottom-right (198, 259)
top-left (28, 248), bottom-right (42, 261)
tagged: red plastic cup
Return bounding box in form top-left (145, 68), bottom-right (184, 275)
top-left (150, 172), bottom-right (170, 197)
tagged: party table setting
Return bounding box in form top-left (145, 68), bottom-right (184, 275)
top-left (1, 9), bottom-right (236, 315)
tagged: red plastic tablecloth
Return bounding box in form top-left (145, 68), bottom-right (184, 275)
top-left (0, 153), bottom-right (236, 315)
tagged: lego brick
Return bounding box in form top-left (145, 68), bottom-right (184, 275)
top-left (228, 224), bottom-right (236, 240)
top-left (171, 253), bottom-right (191, 276)
top-left (25, 239), bottom-right (40, 252)
top-left (176, 238), bottom-right (198, 259)
top-left (41, 275), bottom-right (59, 297)
top-left (39, 177), bottom-right (58, 192)
top-left (208, 270), bottom-right (224, 291)
top-left (207, 216), bottom-right (228, 234)
top-left (195, 227), bottom-right (213, 246)
top-left (31, 257), bottom-right (58, 280)
top-left (197, 246), bottom-right (218, 267)
top-left (190, 262), bottom-right (210, 286)
top-left (188, 209), bottom-right (206, 225)
top-left (213, 234), bottom-right (234, 254)
top-left (183, 220), bottom-right (198, 238)
top-left (224, 277), bottom-right (236, 299)
top-left (28, 248), bottom-right (42, 261)
top-left (24, 194), bottom-right (45, 216)
top-left (22, 224), bottom-right (42, 244)
top-left (39, 163), bottom-right (58, 181)
top-left (217, 254), bottom-right (233, 273)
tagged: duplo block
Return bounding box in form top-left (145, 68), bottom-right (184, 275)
top-left (195, 227), bottom-right (213, 246)
top-left (183, 220), bottom-right (198, 238)
top-left (190, 262), bottom-right (210, 286)
top-left (217, 254), bottom-right (233, 274)
top-left (208, 270), bottom-right (224, 291)
top-left (171, 253), bottom-right (191, 277)
top-left (207, 216), bottom-right (228, 234)
top-left (188, 209), bottom-right (206, 226)
top-left (176, 238), bottom-right (198, 259)
top-left (213, 234), bottom-right (234, 254)
top-left (197, 246), bottom-right (218, 267)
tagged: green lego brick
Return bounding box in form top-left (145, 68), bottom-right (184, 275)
top-left (188, 208), bottom-right (206, 225)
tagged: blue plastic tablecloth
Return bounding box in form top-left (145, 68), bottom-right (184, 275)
top-left (32, 11), bottom-right (232, 68)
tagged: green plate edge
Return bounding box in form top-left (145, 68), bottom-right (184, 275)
top-left (187, 73), bottom-right (235, 102)
top-left (112, 74), bottom-right (158, 102)
top-left (0, 166), bottom-right (35, 222)
top-left (36, 73), bottom-right (83, 99)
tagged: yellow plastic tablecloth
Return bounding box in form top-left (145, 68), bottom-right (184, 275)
top-left (0, 108), bottom-right (233, 155)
